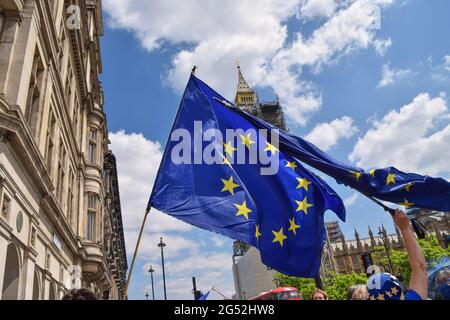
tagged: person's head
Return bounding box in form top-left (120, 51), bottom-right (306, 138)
top-left (312, 288), bottom-right (328, 300)
top-left (367, 273), bottom-right (403, 300)
top-left (435, 268), bottom-right (450, 300)
top-left (348, 284), bottom-right (369, 300)
top-left (62, 288), bottom-right (97, 300)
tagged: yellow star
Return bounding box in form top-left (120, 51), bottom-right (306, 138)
top-left (264, 142), bottom-right (279, 155)
top-left (350, 171), bottom-right (362, 181)
top-left (221, 176), bottom-right (240, 195)
top-left (296, 177), bottom-right (312, 192)
top-left (404, 182), bottom-right (413, 192)
top-left (391, 287), bottom-right (399, 296)
top-left (295, 197), bottom-right (314, 215)
top-left (377, 293), bottom-right (385, 300)
top-left (286, 161), bottom-right (297, 171)
top-left (288, 218), bottom-right (300, 235)
top-left (223, 141), bottom-right (237, 157)
top-left (239, 133), bottom-right (255, 149)
top-left (399, 199), bottom-right (414, 207)
top-left (234, 201), bottom-right (252, 220)
top-left (369, 295), bottom-right (376, 300)
top-left (386, 173), bottom-right (396, 186)
top-left (370, 169), bottom-right (376, 177)
top-left (272, 228), bottom-right (287, 247)
top-left (255, 225), bottom-right (262, 241)
top-left (386, 291), bottom-right (393, 298)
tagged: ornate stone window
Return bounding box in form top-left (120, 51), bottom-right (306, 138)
top-left (87, 194), bottom-right (97, 241)
top-left (1, 194), bottom-right (11, 219)
top-left (46, 252), bottom-right (51, 270)
top-left (72, 95), bottom-right (79, 137)
top-left (88, 129), bottom-right (97, 165)
top-left (25, 51), bottom-right (45, 135)
top-left (66, 169), bottom-right (75, 223)
top-left (45, 109), bottom-right (57, 176)
top-left (30, 226), bottom-right (37, 248)
top-left (56, 139), bottom-right (67, 206)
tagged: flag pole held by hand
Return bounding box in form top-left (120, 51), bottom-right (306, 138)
top-left (123, 207), bottom-right (151, 299)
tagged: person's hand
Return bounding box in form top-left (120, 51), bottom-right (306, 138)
top-left (393, 209), bottom-right (410, 230)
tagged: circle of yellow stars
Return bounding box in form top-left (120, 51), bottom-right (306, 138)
top-left (219, 136), bottom-right (315, 248)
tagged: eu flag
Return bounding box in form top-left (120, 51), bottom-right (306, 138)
top-left (230, 104), bottom-right (450, 212)
top-left (149, 75), bottom-right (345, 277)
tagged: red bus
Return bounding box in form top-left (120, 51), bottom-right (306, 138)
top-left (249, 287), bottom-right (302, 300)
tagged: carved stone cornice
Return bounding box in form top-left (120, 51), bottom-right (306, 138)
top-left (3, 9), bottom-right (23, 23)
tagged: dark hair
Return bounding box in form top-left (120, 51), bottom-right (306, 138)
top-left (62, 288), bottom-right (98, 300)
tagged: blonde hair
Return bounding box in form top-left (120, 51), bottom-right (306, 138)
top-left (312, 288), bottom-right (328, 300)
top-left (348, 284), bottom-right (369, 300)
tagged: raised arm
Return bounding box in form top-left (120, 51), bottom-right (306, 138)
top-left (393, 209), bottom-right (428, 299)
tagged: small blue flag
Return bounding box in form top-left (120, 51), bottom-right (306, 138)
top-left (149, 75), bottom-right (345, 277)
top-left (198, 291), bottom-right (210, 301)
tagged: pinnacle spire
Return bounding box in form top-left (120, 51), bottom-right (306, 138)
top-left (236, 63), bottom-right (255, 94)
top-left (234, 62), bottom-right (257, 108)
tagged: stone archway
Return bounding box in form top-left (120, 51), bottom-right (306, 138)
top-left (32, 271), bottom-right (40, 300)
top-left (1, 243), bottom-right (21, 300)
top-left (48, 282), bottom-right (56, 300)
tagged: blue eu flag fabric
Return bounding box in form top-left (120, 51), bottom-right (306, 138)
top-left (198, 291), bottom-right (210, 301)
top-left (231, 107), bottom-right (450, 212)
top-left (149, 75), bottom-right (345, 277)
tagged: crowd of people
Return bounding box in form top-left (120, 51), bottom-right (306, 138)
top-left (310, 209), bottom-right (449, 301)
top-left (62, 210), bottom-right (448, 301)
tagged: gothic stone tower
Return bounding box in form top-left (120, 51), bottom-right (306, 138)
top-left (234, 64), bottom-right (287, 130)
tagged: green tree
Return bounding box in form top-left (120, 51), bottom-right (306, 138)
top-left (326, 273), bottom-right (367, 300)
top-left (274, 274), bottom-right (316, 300)
top-left (274, 272), bottom-right (367, 300)
top-left (372, 235), bottom-right (449, 285)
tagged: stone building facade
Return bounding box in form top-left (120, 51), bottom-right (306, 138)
top-left (0, 0), bottom-right (127, 300)
top-left (326, 226), bottom-right (405, 275)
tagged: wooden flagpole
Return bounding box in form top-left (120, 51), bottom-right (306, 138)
top-left (123, 207), bottom-right (151, 299)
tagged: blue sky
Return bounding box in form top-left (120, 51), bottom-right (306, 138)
top-left (100, 0), bottom-right (450, 300)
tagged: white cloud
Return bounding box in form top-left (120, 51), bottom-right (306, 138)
top-left (264, 0), bottom-right (395, 125)
top-left (377, 63), bottom-right (412, 88)
top-left (142, 251), bottom-right (235, 300)
top-left (305, 116), bottom-right (358, 150)
top-left (373, 38), bottom-right (392, 56)
top-left (349, 93), bottom-right (450, 176)
top-left (444, 55), bottom-right (450, 72)
top-left (109, 130), bottom-right (193, 235)
top-left (299, 0), bottom-right (337, 19)
top-left (125, 230), bottom-right (200, 262)
top-left (104, 0), bottom-right (396, 126)
top-left (344, 193), bottom-right (359, 207)
top-left (211, 236), bottom-right (227, 248)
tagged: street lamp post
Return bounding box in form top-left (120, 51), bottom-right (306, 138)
top-left (148, 265), bottom-right (155, 300)
top-left (158, 237), bottom-right (167, 300)
top-left (378, 227), bottom-right (395, 274)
